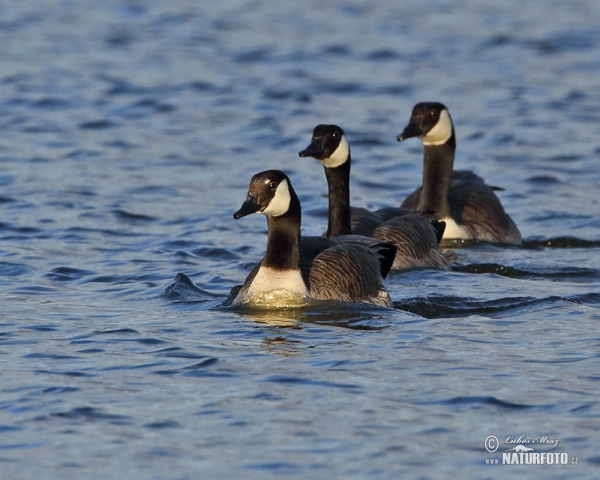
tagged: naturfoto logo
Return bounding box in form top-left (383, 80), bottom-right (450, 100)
top-left (484, 435), bottom-right (578, 466)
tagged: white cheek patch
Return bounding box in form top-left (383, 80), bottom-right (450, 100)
top-left (423, 109), bottom-right (453, 146)
top-left (262, 179), bottom-right (291, 216)
top-left (322, 135), bottom-right (350, 168)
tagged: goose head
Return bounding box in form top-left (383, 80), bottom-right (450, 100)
top-left (397, 102), bottom-right (454, 146)
top-left (234, 170), bottom-right (294, 219)
top-left (298, 124), bottom-right (350, 168)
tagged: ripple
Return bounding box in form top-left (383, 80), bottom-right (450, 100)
top-left (152, 348), bottom-right (216, 360)
top-left (111, 209), bottom-right (158, 223)
top-left (103, 78), bottom-right (153, 96)
top-left (62, 226), bottom-right (149, 238)
top-left (262, 88), bottom-right (311, 103)
top-left (434, 396), bottom-right (540, 410)
top-left (395, 295), bottom-right (537, 319)
top-left (0, 1), bottom-right (598, 477)
top-left (0, 262), bottom-right (32, 277)
top-left (160, 239), bottom-right (199, 250)
top-left (523, 237), bottom-right (600, 249)
top-left (244, 462), bottom-right (301, 474)
top-left (34, 370), bottom-right (96, 377)
top-left (0, 442), bottom-right (44, 450)
top-left (78, 119), bottom-right (117, 130)
top-left (23, 353), bottom-right (79, 360)
top-left (364, 48), bottom-right (400, 60)
top-left (0, 426), bottom-right (24, 433)
top-left (41, 386), bottom-right (80, 395)
top-left (21, 324), bottom-right (59, 332)
top-left (526, 175), bottom-right (561, 184)
top-left (569, 292), bottom-right (600, 306)
top-left (154, 357), bottom-right (219, 376)
top-left (524, 30), bottom-right (600, 54)
top-left (161, 273), bottom-right (217, 303)
top-left (73, 328), bottom-right (168, 346)
top-left (183, 358), bottom-right (219, 369)
top-left (143, 420), bottom-right (181, 429)
top-left (45, 267), bottom-right (95, 282)
top-left (263, 375), bottom-right (362, 391)
top-left (317, 81), bottom-right (364, 94)
top-left (32, 96), bottom-right (72, 109)
top-left (524, 356), bottom-right (589, 365)
top-left (116, 99), bottom-right (176, 119)
top-left (126, 185), bottom-right (182, 197)
top-left (190, 247), bottom-right (240, 261)
top-left (234, 47), bottom-right (273, 63)
top-left (100, 361), bottom-right (170, 371)
top-left (49, 407), bottom-right (131, 424)
top-left (11, 285), bottom-right (57, 295)
top-left (453, 263), bottom-right (599, 280)
top-left (83, 274), bottom-right (130, 284)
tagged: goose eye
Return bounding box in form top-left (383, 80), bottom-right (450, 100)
top-left (430, 110), bottom-right (436, 116)
top-left (332, 131), bottom-right (338, 138)
top-left (269, 182), bottom-right (277, 189)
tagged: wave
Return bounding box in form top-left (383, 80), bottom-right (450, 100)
top-left (161, 272), bottom-right (220, 303)
top-left (393, 294), bottom-right (599, 318)
top-left (523, 236), bottom-right (600, 249)
top-left (453, 263), bottom-right (599, 280)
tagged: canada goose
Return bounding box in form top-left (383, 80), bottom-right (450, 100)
top-left (299, 124), bottom-right (449, 271)
top-left (397, 102), bottom-right (522, 245)
top-left (232, 170), bottom-right (396, 308)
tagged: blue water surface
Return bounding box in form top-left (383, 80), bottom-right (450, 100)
top-left (1, 1), bottom-right (599, 478)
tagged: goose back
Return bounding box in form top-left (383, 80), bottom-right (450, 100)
top-left (307, 243), bottom-right (393, 307)
top-left (372, 213), bottom-right (449, 270)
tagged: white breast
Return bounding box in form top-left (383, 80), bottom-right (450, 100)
top-left (441, 217), bottom-right (470, 239)
top-left (236, 266), bottom-right (309, 306)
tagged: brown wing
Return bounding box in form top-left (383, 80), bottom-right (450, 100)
top-left (307, 243), bottom-right (391, 307)
top-left (329, 235), bottom-right (396, 278)
top-left (349, 207), bottom-right (385, 236)
top-left (373, 214), bottom-right (449, 270)
top-left (448, 184), bottom-right (521, 244)
top-left (350, 206), bottom-right (416, 236)
top-left (299, 236), bottom-right (335, 284)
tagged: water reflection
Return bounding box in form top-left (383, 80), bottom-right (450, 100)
top-left (233, 304), bottom-right (389, 330)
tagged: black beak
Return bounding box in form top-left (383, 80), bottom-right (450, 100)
top-left (233, 195), bottom-right (261, 219)
top-left (298, 138), bottom-right (326, 159)
top-left (396, 121), bottom-right (422, 142)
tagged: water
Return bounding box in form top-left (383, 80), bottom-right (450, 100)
top-left (1, 0), bottom-right (599, 478)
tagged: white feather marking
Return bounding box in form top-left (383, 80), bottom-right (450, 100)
top-left (441, 217), bottom-right (470, 239)
top-left (423, 109), bottom-right (453, 146)
top-left (322, 135), bottom-right (349, 168)
top-left (262, 179), bottom-right (291, 216)
top-left (236, 266), bottom-right (309, 306)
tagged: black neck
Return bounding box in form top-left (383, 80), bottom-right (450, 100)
top-left (418, 135), bottom-right (456, 218)
top-left (324, 157), bottom-right (352, 237)
top-left (263, 194), bottom-right (302, 271)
